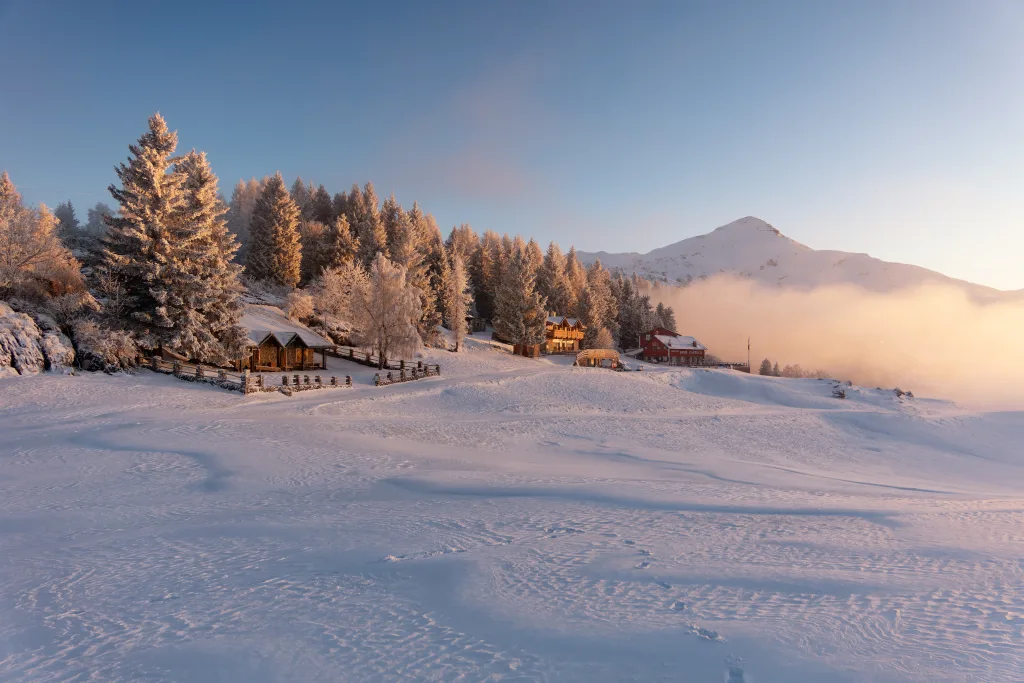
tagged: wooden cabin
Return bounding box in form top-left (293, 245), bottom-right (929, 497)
top-left (545, 315), bottom-right (585, 353)
top-left (638, 327), bottom-right (707, 365)
top-left (239, 330), bottom-right (333, 372)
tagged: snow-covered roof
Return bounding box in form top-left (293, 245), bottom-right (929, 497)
top-left (240, 305), bottom-right (334, 349)
top-left (546, 316), bottom-right (582, 327)
top-left (653, 334), bottom-right (706, 351)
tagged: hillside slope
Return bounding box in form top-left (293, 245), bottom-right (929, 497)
top-left (580, 216), bottom-right (1010, 299)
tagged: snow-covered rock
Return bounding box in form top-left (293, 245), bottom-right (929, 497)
top-left (0, 302), bottom-right (80, 375)
top-left (0, 302), bottom-right (46, 375)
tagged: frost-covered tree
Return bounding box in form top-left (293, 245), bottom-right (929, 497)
top-left (405, 203), bottom-right (443, 345)
top-left (289, 177), bottom-right (314, 223)
top-left (773, 361), bottom-right (781, 377)
top-left (85, 202), bottom-right (116, 237)
top-left (564, 246), bottom-right (588, 314)
top-left (493, 248), bottom-right (547, 347)
top-left (538, 242), bottom-right (571, 315)
top-left (0, 172), bottom-right (72, 293)
top-left (445, 248), bottom-right (471, 351)
top-left (286, 290), bottom-right (314, 322)
top-left (310, 184), bottom-right (335, 226)
top-left (654, 301), bottom-right (677, 332)
top-left (593, 327), bottom-right (614, 349)
top-left (225, 177), bottom-right (264, 260)
top-left (54, 201), bottom-right (79, 239)
top-left (475, 230), bottom-right (503, 320)
top-left (313, 260), bottom-right (365, 322)
top-left (100, 113), bottom-right (188, 349)
top-left (169, 150), bottom-right (248, 362)
top-left (352, 182), bottom-right (387, 266)
top-left (246, 172), bottom-right (302, 287)
top-left (349, 253), bottom-right (422, 367)
top-left (759, 358), bottom-right (773, 376)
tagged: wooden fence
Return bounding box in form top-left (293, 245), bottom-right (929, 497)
top-left (374, 364), bottom-right (441, 386)
top-left (326, 346), bottom-right (439, 374)
top-left (146, 357), bottom-right (353, 395)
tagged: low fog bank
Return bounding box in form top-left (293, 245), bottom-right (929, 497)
top-left (648, 276), bottom-right (1024, 407)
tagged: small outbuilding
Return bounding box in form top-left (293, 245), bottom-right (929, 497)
top-left (236, 304), bottom-right (335, 372)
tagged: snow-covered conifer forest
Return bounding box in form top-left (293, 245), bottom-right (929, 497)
top-left (2, 115), bottom-right (1023, 682)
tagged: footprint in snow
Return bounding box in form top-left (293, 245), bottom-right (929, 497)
top-left (671, 600), bottom-right (686, 611)
top-left (636, 560), bottom-right (651, 569)
top-left (637, 549), bottom-right (651, 556)
top-left (623, 539), bottom-right (636, 546)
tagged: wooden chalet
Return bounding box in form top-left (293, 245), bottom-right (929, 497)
top-left (236, 304), bottom-right (335, 372)
top-left (638, 327), bottom-right (707, 365)
top-left (545, 315), bottom-right (585, 354)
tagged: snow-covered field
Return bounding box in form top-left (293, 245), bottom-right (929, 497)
top-left (1, 335), bottom-right (1022, 682)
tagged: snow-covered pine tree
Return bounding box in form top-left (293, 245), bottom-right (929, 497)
top-left (168, 150), bottom-right (248, 363)
top-left (492, 248), bottom-right (546, 348)
top-left (310, 184), bottom-right (335, 226)
top-left (759, 358), bottom-right (773, 376)
top-left (332, 191), bottom-right (348, 221)
top-left (246, 172), bottom-right (302, 287)
top-left (654, 301), bottom-right (677, 331)
top-left (586, 259), bottom-right (618, 337)
top-left (348, 253), bottom-right (422, 367)
top-left (100, 113), bottom-right (188, 349)
top-left (225, 177), bottom-right (264, 261)
top-left (538, 242), bottom-right (571, 315)
top-left (54, 201), bottom-right (79, 240)
top-left (564, 246), bottom-right (588, 314)
top-left (525, 238), bottom-right (544, 279)
top-left (475, 230), bottom-right (502, 320)
top-left (773, 361), bottom-right (781, 377)
top-left (405, 204), bottom-right (443, 344)
top-left (86, 202), bottom-right (115, 237)
top-left (289, 177), bottom-right (314, 223)
top-left (299, 220), bottom-right (331, 285)
top-left (445, 248), bottom-right (471, 351)
top-left (353, 182), bottom-right (387, 266)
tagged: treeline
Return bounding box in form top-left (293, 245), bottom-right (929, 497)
top-left (3, 112), bottom-right (679, 371)
top-left (758, 358), bottom-right (831, 379)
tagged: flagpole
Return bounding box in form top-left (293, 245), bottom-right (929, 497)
top-left (747, 336), bottom-right (751, 374)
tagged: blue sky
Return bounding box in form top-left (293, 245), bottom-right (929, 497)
top-left (1, 0), bottom-right (1021, 289)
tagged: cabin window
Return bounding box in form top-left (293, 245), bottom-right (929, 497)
top-left (645, 334), bottom-right (651, 341)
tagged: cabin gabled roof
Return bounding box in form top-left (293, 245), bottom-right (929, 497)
top-left (241, 305), bottom-right (334, 349)
top-left (546, 315), bottom-right (582, 328)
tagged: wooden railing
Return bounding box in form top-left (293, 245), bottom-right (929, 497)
top-left (374, 364), bottom-right (441, 386)
top-left (326, 346), bottom-right (440, 375)
top-left (146, 357), bottom-right (353, 394)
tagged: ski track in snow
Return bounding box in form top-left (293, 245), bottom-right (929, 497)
top-left (1, 339), bottom-right (1022, 682)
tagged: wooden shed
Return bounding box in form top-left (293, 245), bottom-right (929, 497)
top-left (236, 304), bottom-right (336, 372)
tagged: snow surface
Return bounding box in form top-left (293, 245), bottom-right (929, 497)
top-left (580, 216), bottom-right (1018, 298)
top-left (1, 333), bottom-right (1022, 682)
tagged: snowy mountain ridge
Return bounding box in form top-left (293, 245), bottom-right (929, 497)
top-left (579, 216), bottom-right (1013, 299)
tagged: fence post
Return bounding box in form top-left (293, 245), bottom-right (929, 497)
top-left (346, 375), bottom-right (352, 387)
top-left (195, 364), bottom-right (204, 379)
top-left (282, 375), bottom-right (289, 386)
top-left (417, 360), bottom-right (422, 371)
top-left (400, 359), bottom-right (405, 370)
top-left (218, 369), bottom-right (227, 382)
top-left (293, 374), bottom-right (300, 388)
top-left (256, 375), bottom-right (264, 389)
top-left (304, 374), bottom-right (310, 386)
top-left (314, 375), bottom-right (321, 387)
top-left (330, 376), bottom-right (337, 387)
top-left (436, 364), bottom-right (441, 375)
top-left (349, 348), bottom-right (354, 360)
top-left (387, 371), bottom-right (393, 383)
top-left (374, 373), bottom-right (380, 386)
top-left (150, 356), bottom-right (159, 371)
top-left (172, 360), bottom-right (181, 376)
top-left (242, 369), bottom-right (250, 393)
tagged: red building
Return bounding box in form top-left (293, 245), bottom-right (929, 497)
top-left (639, 327), bottom-right (707, 365)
